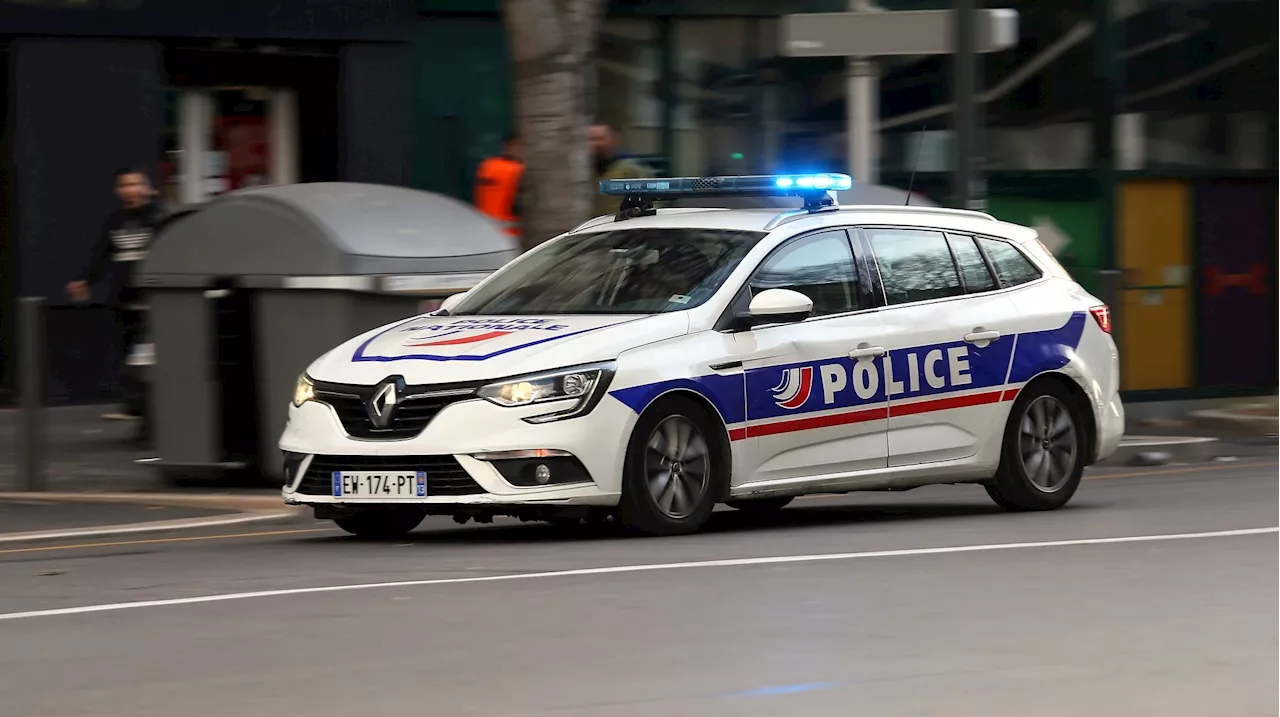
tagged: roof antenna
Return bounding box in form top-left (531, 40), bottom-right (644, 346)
top-left (904, 124), bottom-right (926, 206)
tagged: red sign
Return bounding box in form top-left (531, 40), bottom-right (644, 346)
top-left (1203, 263), bottom-right (1268, 297)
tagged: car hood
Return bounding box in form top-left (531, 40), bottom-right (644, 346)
top-left (305, 312), bottom-right (691, 385)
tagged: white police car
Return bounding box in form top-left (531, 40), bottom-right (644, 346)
top-left (280, 173), bottom-right (1123, 538)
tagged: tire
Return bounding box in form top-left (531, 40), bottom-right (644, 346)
top-left (726, 496), bottom-right (794, 513)
top-left (618, 395), bottom-right (727, 536)
top-left (986, 380), bottom-right (1087, 512)
top-left (333, 507), bottom-right (428, 539)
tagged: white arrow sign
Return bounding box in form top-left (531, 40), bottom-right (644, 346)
top-left (1032, 215), bottom-right (1073, 255)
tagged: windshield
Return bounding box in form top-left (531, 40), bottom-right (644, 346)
top-left (451, 227), bottom-right (765, 316)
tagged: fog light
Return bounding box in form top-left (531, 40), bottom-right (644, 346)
top-left (534, 464), bottom-right (552, 484)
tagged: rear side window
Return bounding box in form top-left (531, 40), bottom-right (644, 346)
top-left (947, 234), bottom-right (996, 293)
top-left (977, 237), bottom-right (1043, 287)
top-left (866, 228), bottom-right (964, 305)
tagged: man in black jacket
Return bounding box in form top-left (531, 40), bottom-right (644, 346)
top-left (66, 167), bottom-right (168, 442)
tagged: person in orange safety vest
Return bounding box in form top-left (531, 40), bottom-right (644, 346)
top-left (473, 132), bottom-right (524, 241)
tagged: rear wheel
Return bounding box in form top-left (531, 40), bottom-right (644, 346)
top-left (986, 380), bottom-right (1086, 511)
top-left (333, 507), bottom-right (428, 539)
top-left (618, 396), bottom-right (726, 536)
top-left (726, 496), bottom-right (794, 513)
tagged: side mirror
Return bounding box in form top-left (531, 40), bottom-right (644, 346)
top-left (439, 292), bottom-right (467, 314)
top-left (738, 288), bottom-right (813, 329)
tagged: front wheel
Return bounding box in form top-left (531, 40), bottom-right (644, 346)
top-left (618, 396), bottom-right (726, 536)
top-left (986, 381), bottom-right (1086, 512)
top-left (333, 507), bottom-right (428, 539)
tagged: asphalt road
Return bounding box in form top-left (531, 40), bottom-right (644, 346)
top-left (0, 459), bottom-right (1275, 717)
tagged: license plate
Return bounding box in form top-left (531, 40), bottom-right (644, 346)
top-left (331, 471), bottom-right (426, 499)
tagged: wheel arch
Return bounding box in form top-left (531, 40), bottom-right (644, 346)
top-left (1018, 371), bottom-right (1099, 466)
top-left (630, 387), bottom-right (736, 500)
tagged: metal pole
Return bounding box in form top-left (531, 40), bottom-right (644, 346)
top-left (846, 0), bottom-right (879, 186)
top-left (847, 58), bottom-right (879, 185)
top-left (952, 0), bottom-right (976, 209)
top-left (658, 15), bottom-right (676, 174)
top-left (17, 297), bottom-right (46, 491)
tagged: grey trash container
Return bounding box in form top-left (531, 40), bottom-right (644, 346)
top-left (138, 182), bottom-right (520, 484)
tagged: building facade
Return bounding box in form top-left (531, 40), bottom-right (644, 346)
top-left (1, 0), bottom-right (416, 402)
top-left (3, 0), bottom-right (1275, 404)
top-left (383, 0), bottom-right (1280, 402)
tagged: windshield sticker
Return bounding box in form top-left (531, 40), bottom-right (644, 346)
top-left (350, 316), bottom-right (635, 363)
top-left (668, 294), bottom-right (691, 305)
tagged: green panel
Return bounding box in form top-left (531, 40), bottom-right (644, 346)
top-left (411, 15), bottom-right (512, 199)
top-left (986, 195), bottom-right (1102, 295)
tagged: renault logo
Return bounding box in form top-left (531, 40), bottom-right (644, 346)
top-left (368, 377), bottom-right (405, 429)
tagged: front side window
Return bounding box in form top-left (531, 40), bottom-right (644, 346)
top-left (866, 228), bottom-right (964, 305)
top-left (452, 228), bottom-right (764, 316)
top-left (749, 229), bottom-right (859, 317)
top-left (977, 237), bottom-right (1043, 287)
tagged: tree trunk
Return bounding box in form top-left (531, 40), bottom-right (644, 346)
top-left (502, 0), bottom-right (604, 251)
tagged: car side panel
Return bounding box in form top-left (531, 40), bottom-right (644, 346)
top-left (1004, 277), bottom-right (1125, 463)
top-left (607, 331), bottom-right (751, 486)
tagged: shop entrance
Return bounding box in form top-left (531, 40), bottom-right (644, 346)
top-left (163, 87), bottom-right (299, 205)
top-left (162, 43), bottom-right (340, 205)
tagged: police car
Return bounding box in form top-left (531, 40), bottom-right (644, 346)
top-left (280, 173), bottom-right (1124, 538)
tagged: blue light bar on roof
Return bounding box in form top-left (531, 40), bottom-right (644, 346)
top-left (599, 173), bottom-right (852, 197)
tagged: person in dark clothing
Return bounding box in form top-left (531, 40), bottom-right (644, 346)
top-left (66, 167), bottom-right (168, 442)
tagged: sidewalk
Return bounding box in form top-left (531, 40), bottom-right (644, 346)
top-left (1, 399), bottom-right (1273, 503)
top-left (1187, 396), bottom-right (1278, 437)
top-left (1, 404), bottom-right (186, 493)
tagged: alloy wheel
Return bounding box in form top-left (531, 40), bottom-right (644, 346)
top-left (644, 415), bottom-right (712, 519)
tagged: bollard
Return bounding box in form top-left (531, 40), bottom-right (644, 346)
top-left (17, 297), bottom-right (46, 491)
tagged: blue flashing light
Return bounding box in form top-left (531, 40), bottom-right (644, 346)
top-left (600, 173), bottom-right (852, 198)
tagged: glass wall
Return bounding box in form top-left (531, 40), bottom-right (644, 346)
top-left (594, 19), bottom-right (663, 165)
top-left (1117, 0), bottom-right (1276, 171)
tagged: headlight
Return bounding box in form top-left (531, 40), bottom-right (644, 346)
top-left (292, 374), bottom-right (316, 407)
top-left (477, 363), bottom-right (615, 423)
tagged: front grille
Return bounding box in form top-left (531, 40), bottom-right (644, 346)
top-left (313, 380), bottom-right (478, 440)
top-left (297, 455), bottom-right (485, 496)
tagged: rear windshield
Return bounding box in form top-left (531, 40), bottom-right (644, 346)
top-left (451, 228), bottom-right (765, 316)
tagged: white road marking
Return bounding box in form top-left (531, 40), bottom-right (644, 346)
top-left (0, 527), bottom-right (1274, 622)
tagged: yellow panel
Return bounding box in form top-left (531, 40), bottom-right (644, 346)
top-left (1120, 289), bottom-right (1192, 390)
top-left (1117, 180), bottom-right (1192, 390)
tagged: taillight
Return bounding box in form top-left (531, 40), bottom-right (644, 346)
top-left (1089, 305), bottom-right (1112, 334)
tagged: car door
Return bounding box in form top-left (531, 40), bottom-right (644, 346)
top-left (732, 228), bottom-right (890, 485)
top-left (857, 227), bottom-right (1020, 467)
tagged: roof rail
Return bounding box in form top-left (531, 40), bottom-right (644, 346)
top-left (893, 205), bottom-right (998, 221)
top-left (764, 204), bottom-right (998, 231)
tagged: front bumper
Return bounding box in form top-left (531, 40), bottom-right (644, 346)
top-left (279, 393), bottom-right (636, 508)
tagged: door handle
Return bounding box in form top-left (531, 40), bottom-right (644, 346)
top-left (849, 344), bottom-right (886, 360)
top-left (964, 329), bottom-right (1001, 344)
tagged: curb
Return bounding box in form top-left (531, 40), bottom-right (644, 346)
top-left (0, 491), bottom-right (287, 513)
top-left (0, 510), bottom-right (299, 544)
top-left (1096, 435), bottom-right (1221, 467)
top-left (1188, 409), bottom-right (1278, 437)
